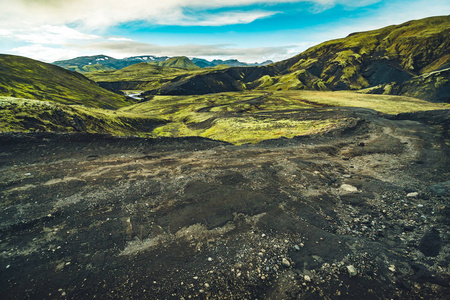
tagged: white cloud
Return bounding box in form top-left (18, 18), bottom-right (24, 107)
top-left (8, 44), bottom-right (81, 62)
top-left (0, 0), bottom-right (383, 30)
top-left (14, 25), bottom-right (100, 45)
top-left (108, 37), bottom-right (134, 42)
top-left (162, 10), bottom-right (278, 26)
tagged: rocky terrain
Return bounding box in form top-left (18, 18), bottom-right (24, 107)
top-left (1, 107), bottom-right (449, 299)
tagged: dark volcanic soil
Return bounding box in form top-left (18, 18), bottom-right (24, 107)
top-left (1, 108), bottom-right (449, 299)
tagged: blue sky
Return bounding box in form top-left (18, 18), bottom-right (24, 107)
top-left (0, 0), bottom-right (448, 63)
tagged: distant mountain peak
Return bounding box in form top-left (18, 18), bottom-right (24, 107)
top-left (53, 55), bottom-right (275, 72)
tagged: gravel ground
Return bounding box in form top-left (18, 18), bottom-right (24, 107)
top-left (1, 108), bottom-right (449, 299)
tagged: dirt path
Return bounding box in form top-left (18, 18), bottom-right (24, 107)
top-left (1, 108), bottom-right (449, 299)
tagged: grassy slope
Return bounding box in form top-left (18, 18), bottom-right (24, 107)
top-left (0, 54), bottom-right (135, 109)
top-left (0, 97), bottom-right (165, 136)
top-left (272, 16), bottom-right (450, 90)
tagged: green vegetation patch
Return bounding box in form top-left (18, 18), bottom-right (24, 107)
top-left (0, 97), bottom-right (166, 136)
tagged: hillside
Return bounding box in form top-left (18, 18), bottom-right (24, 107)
top-left (152, 16), bottom-right (449, 102)
top-left (149, 56), bottom-right (200, 69)
top-left (85, 62), bottom-right (208, 92)
top-left (0, 55), bottom-right (134, 108)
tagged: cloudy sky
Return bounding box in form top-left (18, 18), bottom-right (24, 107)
top-left (0, 0), bottom-right (448, 63)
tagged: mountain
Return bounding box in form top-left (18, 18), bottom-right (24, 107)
top-left (152, 16), bottom-right (450, 102)
top-left (53, 55), bottom-right (169, 72)
top-left (54, 55), bottom-right (274, 72)
top-left (191, 58), bottom-right (273, 68)
top-left (0, 54), bottom-right (134, 108)
top-left (85, 62), bottom-right (207, 92)
top-left (149, 56), bottom-right (200, 69)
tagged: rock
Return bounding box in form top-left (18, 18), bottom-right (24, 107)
top-left (340, 184), bottom-right (358, 193)
top-left (388, 265), bottom-right (396, 272)
top-left (294, 245), bottom-right (301, 251)
top-left (207, 257), bottom-right (212, 261)
top-left (304, 275), bottom-right (311, 282)
top-left (282, 258), bottom-right (291, 267)
top-left (419, 228), bottom-right (442, 257)
top-left (346, 265), bottom-right (357, 277)
top-left (407, 192), bottom-right (419, 198)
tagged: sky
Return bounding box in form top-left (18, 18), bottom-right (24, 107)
top-left (0, 0), bottom-right (449, 63)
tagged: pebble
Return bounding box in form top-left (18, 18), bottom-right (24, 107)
top-left (204, 283), bottom-right (210, 288)
top-left (407, 192), bottom-right (419, 198)
top-left (388, 265), bottom-right (396, 272)
top-left (207, 257), bottom-right (213, 261)
top-left (304, 275), bottom-right (311, 282)
top-left (282, 258), bottom-right (291, 267)
top-left (417, 204), bottom-right (424, 208)
top-left (346, 265), bottom-right (357, 277)
top-left (340, 184), bottom-right (358, 193)
top-left (25, 173), bottom-right (31, 176)
top-left (294, 245), bottom-right (301, 251)
top-left (6, 265), bottom-right (10, 269)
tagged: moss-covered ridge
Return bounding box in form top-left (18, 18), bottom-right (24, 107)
top-left (0, 97), bottom-right (165, 136)
top-left (0, 54), bottom-right (135, 109)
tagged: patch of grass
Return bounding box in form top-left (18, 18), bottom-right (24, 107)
top-left (0, 54), bottom-right (134, 109)
top-left (289, 90), bottom-right (447, 114)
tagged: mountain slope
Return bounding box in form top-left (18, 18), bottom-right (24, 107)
top-left (150, 56), bottom-right (200, 69)
top-left (0, 54), bottom-right (134, 108)
top-left (274, 15), bottom-right (449, 90)
top-left (154, 16), bottom-right (450, 102)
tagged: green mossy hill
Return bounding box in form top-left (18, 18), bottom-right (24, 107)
top-left (54, 55), bottom-right (132, 71)
top-left (275, 15), bottom-right (450, 90)
top-left (150, 56), bottom-right (200, 69)
top-left (361, 68), bottom-right (450, 103)
top-left (86, 62), bottom-right (206, 92)
top-left (0, 97), bottom-right (165, 136)
top-left (155, 66), bottom-right (279, 95)
top-left (0, 54), bottom-right (134, 109)
top-left (155, 16), bottom-right (449, 99)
